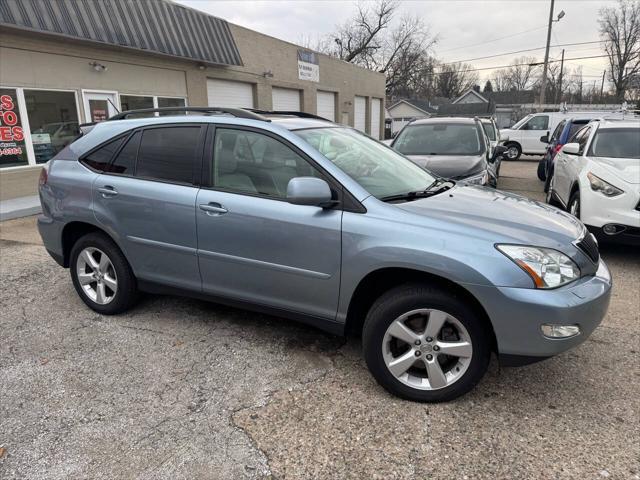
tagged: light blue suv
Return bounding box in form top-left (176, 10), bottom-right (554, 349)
top-left (37, 107), bottom-right (612, 402)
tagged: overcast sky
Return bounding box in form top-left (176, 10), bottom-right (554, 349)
top-left (176, 0), bottom-right (616, 88)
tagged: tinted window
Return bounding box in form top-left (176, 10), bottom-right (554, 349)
top-left (574, 127), bottom-right (591, 154)
top-left (213, 128), bottom-right (320, 197)
top-left (106, 131), bottom-right (140, 174)
top-left (551, 121), bottom-right (565, 141)
top-left (394, 123), bottom-right (482, 155)
top-left (588, 128), bottom-right (640, 158)
top-left (83, 136), bottom-right (126, 171)
top-left (567, 121), bottom-right (590, 140)
top-left (136, 127), bottom-right (200, 183)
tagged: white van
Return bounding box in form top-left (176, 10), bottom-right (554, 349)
top-left (501, 110), bottom-right (627, 160)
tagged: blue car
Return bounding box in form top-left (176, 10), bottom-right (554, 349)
top-left (537, 118), bottom-right (596, 191)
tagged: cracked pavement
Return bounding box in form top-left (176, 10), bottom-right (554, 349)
top-left (1, 159), bottom-right (639, 479)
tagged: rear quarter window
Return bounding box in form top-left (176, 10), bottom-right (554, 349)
top-left (81, 136), bottom-right (126, 171)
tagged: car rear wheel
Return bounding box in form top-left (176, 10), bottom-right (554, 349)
top-left (70, 232), bottom-right (138, 314)
top-left (362, 284), bottom-right (491, 402)
top-left (504, 143), bottom-right (521, 161)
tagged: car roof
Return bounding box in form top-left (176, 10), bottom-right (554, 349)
top-left (265, 115), bottom-right (338, 130)
top-left (410, 117), bottom-right (478, 125)
top-left (595, 118), bottom-right (640, 129)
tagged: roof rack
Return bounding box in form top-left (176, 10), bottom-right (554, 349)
top-left (107, 107), bottom-right (269, 121)
top-left (245, 109), bottom-right (330, 121)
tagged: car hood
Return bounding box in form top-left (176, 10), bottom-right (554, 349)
top-left (406, 154), bottom-right (486, 179)
top-left (593, 156), bottom-right (640, 185)
top-left (394, 184), bottom-right (584, 246)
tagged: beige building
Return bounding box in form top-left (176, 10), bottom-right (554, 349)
top-left (0, 0), bottom-right (385, 206)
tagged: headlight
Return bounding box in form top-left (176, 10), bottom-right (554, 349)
top-left (460, 170), bottom-right (488, 186)
top-left (587, 172), bottom-right (623, 197)
top-left (496, 245), bottom-right (580, 288)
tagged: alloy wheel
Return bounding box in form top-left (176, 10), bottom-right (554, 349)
top-left (382, 309), bottom-right (473, 390)
top-left (506, 146), bottom-right (519, 160)
top-left (76, 247), bottom-right (118, 305)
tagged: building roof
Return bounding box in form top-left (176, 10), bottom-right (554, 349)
top-left (453, 88), bottom-right (536, 105)
top-left (388, 99), bottom-right (437, 115)
top-left (436, 102), bottom-right (494, 116)
top-left (0, 0), bottom-right (243, 66)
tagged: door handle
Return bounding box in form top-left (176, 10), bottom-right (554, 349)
top-left (97, 186), bottom-right (118, 197)
top-left (199, 202), bottom-right (228, 216)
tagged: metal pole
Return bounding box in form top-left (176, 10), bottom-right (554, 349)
top-left (600, 70), bottom-right (606, 100)
top-left (556, 49), bottom-right (565, 104)
top-left (538, 0), bottom-right (555, 109)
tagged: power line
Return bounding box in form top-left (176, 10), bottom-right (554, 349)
top-left (439, 24), bottom-right (548, 53)
top-left (444, 40), bottom-right (603, 65)
top-left (432, 54), bottom-right (611, 76)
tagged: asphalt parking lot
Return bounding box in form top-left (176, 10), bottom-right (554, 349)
top-left (1, 159), bottom-right (639, 480)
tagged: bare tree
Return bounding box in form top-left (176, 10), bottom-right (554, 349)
top-left (505, 56), bottom-right (540, 91)
top-left (599, 0), bottom-right (640, 101)
top-left (321, 0), bottom-right (437, 97)
top-left (491, 69), bottom-right (511, 91)
top-left (435, 63), bottom-right (479, 98)
top-left (483, 80), bottom-right (494, 93)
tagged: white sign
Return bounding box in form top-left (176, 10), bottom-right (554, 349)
top-left (298, 50), bottom-right (319, 83)
top-left (31, 133), bottom-right (51, 145)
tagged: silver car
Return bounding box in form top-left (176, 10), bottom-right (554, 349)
top-left (37, 107), bottom-right (611, 402)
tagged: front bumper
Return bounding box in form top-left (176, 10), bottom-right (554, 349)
top-left (465, 260), bottom-right (611, 362)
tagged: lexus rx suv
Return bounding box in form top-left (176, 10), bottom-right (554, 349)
top-left (38, 107), bottom-right (611, 402)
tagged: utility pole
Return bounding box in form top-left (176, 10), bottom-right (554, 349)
top-left (600, 69), bottom-right (606, 102)
top-left (556, 49), bottom-right (565, 104)
top-left (539, 1), bottom-right (565, 109)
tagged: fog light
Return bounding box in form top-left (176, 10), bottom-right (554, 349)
top-left (603, 224), bottom-right (626, 235)
top-left (541, 324), bottom-right (581, 338)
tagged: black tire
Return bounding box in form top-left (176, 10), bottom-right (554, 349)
top-left (69, 232), bottom-right (138, 314)
top-left (504, 143), bottom-right (521, 161)
top-left (537, 158), bottom-right (547, 181)
top-left (568, 190), bottom-right (580, 218)
top-left (543, 164), bottom-right (553, 193)
top-left (362, 283), bottom-right (491, 402)
top-left (545, 176), bottom-right (562, 208)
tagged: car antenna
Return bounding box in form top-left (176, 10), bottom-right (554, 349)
top-left (107, 98), bottom-right (121, 114)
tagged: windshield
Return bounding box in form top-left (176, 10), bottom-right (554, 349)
top-left (295, 127), bottom-right (436, 199)
top-left (482, 122), bottom-right (496, 141)
top-left (511, 114), bottom-right (532, 130)
top-left (588, 128), bottom-right (640, 158)
top-left (393, 123), bottom-right (483, 156)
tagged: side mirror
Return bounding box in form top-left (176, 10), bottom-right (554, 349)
top-left (540, 134), bottom-right (549, 144)
top-left (561, 143), bottom-right (580, 155)
top-left (286, 177), bottom-right (334, 207)
top-left (491, 145), bottom-right (507, 162)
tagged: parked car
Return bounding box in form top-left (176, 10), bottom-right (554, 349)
top-left (547, 119), bottom-right (640, 245)
top-left (480, 117), bottom-right (504, 180)
top-left (38, 107), bottom-right (611, 402)
top-left (390, 117), bottom-right (503, 187)
top-left (501, 110), bottom-right (625, 161)
top-left (537, 118), bottom-right (595, 188)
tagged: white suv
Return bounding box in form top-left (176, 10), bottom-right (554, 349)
top-left (547, 119), bottom-right (640, 245)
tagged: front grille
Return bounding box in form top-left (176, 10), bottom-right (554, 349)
top-left (576, 232), bottom-right (599, 263)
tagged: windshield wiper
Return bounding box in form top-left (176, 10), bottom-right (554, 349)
top-left (380, 179), bottom-right (455, 202)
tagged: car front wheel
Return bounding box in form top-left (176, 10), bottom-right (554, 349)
top-left (363, 284), bottom-right (491, 402)
top-left (504, 143), bottom-right (521, 161)
top-left (70, 232), bottom-right (138, 314)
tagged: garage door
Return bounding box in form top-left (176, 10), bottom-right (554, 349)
top-left (207, 79), bottom-right (254, 108)
top-left (272, 87), bottom-right (301, 111)
top-left (370, 98), bottom-right (381, 139)
top-left (316, 91), bottom-right (335, 121)
top-left (354, 96), bottom-right (367, 133)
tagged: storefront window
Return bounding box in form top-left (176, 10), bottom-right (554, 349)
top-left (0, 88), bottom-right (28, 168)
top-left (120, 95), bottom-right (154, 118)
top-left (25, 89), bottom-right (80, 164)
top-left (158, 97), bottom-right (186, 115)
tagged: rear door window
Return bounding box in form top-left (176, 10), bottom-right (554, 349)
top-left (135, 126), bottom-right (202, 184)
top-left (106, 131), bottom-right (141, 175)
top-left (82, 136), bottom-right (126, 171)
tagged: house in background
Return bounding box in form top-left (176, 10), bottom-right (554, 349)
top-left (452, 89), bottom-right (536, 127)
top-left (385, 98), bottom-right (451, 136)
